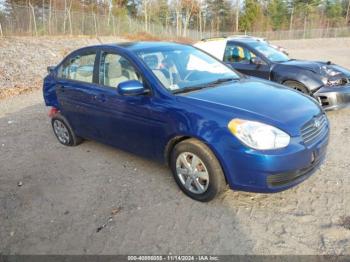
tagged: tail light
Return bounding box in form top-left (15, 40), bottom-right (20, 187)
top-left (48, 107), bottom-right (59, 118)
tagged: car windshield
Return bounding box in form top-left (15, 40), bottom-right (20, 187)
top-left (136, 45), bottom-right (240, 93)
top-left (248, 42), bottom-right (290, 62)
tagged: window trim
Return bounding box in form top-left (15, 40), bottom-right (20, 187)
top-left (57, 50), bottom-right (99, 85)
top-left (224, 43), bottom-right (256, 64)
top-left (224, 41), bottom-right (270, 66)
top-left (95, 48), bottom-right (154, 96)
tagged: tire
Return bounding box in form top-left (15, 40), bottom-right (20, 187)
top-left (283, 80), bottom-right (309, 94)
top-left (51, 113), bottom-right (83, 146)
top-left (170, 138), bottom-right (226, 202)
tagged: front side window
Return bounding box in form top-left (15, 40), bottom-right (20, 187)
top-left (99, 52), bottom-right (141, 88)
top-left (137, 46), bottom-right (239, 92)
top-left (59, 53), bottom-right (96, 83)
top-left (224, 44), bottom-right (256, 64)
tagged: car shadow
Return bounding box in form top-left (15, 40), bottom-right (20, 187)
top-left (2, 101), bottom-right (346, 255)
top-left (0, 102), bottom-right (256, 255)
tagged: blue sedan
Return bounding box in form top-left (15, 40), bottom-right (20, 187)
top-left (43, 42), bottom-right (329, 201)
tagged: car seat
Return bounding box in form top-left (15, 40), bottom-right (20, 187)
top-left (105, 62), bottom-right (128, 88)
top-left (144, 55), bottom-right (171, 87)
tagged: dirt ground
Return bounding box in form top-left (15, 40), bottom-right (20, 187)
top-left (0, 37), bottom-right (350, 255)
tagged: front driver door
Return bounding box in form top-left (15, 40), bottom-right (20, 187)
top-left (224, 43), bottom-right (270, 79)
top-left (89, 49), bottom-right (155, 158)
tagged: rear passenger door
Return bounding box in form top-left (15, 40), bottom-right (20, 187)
top-left (224, 43), bottom-right (270, 79)
top-left (56, 50), bottom-right (100, 138)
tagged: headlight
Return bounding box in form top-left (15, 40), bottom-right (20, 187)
top-left (327, 78), bottom-right (345, 86)
top-left (228, 119), bottom-right (290, 150)
top-left (321, 65), bottom-right (340, 77)
top-left (320, 66), bottom-right (347, 86)
top-left (321, 77), bottom-right (328, 85)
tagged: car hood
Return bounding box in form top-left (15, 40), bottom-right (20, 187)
top-left (277, 59), bottom-right (350, 77)
top-left (277, 59), bottom-right (324, 74)
top-left (179, 78), bottom-right (322, 136)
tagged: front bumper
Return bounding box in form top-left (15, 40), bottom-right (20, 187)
top-left (216, 130), bottom-right (329, 193)
top-left (314, 85), bottom-right (350, 110)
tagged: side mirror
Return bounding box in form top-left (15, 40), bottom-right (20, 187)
top-left (118, 80), bottom-right (147, 96)
top-left (250, 57), bottom-right (264, 66)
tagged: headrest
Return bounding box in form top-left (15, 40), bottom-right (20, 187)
top-left (76, 66), bottom-right (93, 77)
top-left (107, 62), bottom-right (122, 78)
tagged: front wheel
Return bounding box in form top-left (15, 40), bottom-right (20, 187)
top-left (283, 80), bottom-right (309, 94)
top-left (170, 139), bottom-right (227, 202)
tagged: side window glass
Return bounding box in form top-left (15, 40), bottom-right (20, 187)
top-left (99, 52), bottom-right (142, 88)
top-left (59, 53), bottom-right (96, 83)
top-left (224, 44), bottom-right (256, 64)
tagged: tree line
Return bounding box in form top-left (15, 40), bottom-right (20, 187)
top-left (1, 0), bottom-right (350, 37)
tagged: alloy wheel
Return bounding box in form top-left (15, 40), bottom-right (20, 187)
top-left (175, 152), bottom-right (209, 194)
top-left (53, 120), bottom-right (70, 144)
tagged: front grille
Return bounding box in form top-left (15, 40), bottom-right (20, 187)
top-left (300, 114), bottom-right (328, 146)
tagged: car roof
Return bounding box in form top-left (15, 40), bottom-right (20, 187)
top-left (199, 35), bottom-right (265, 44)
top-left (103, 41), bottom-right (188, 52)
top-left (194, 36), bottom-right (268, 60)
top-left (227, 38), bottom-right (262, 44)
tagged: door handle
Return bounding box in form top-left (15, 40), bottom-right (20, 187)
top-left (100, 95), bottom-right (106, 102)
top-left (93, 94), bottom-right (106, 103)
top-left (57, 85), bottom-right (65, 92)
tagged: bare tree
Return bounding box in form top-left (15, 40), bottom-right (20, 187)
top-left (63, 0), bottom-right (67, 34)
top-left (107, 0), bottom-right (112, 26)
top-left (29, 1), bottom-right (38, 36)
top-left (48, 0), bottom-right (52, 34)
top-left (198, 2), bottom-right (202, 38)
top-left (93, 11), bottom-right (98, 36)
top-left (0, 22), bottom-right (3, 37)
top-left (174, 0), bottom-right (182, 36)
top-left (42, 0), bottom-right (45, 33)
top-left (142, 0), bottom-right (151, 32)
top-left (67, 0), bottom-right (73, 35)
top-left (346, 0), bottom-right (350, 24)
top-left (289, 7), bottom-right (294, 31)
top-left (182, 0), bottom-right (198, 37)
top-left (235, 0), bottom-right (239, 32)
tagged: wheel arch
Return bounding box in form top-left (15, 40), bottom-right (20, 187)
top-left (282, 79), bottom-right (310, 93)
top-left (164, 135), bottom-right (229, 184)
top-left (164, 135), bottom-right (191, 166)
top-left (272, 67), bottom-right (323, 93)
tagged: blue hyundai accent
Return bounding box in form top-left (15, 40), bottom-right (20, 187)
top-left (43, 42), bottom-right (329, 201)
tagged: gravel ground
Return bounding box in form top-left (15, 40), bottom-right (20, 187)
top-left (0, 36), bottom-right (124, 98)
top-left (0, 37), bottom-right (350, 255)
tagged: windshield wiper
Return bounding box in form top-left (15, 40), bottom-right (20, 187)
top-left (206, 77), bottom-right (238, 86)
top-left (173, 85), bottom-right (205, 94)
top-left (173, 77), bottom-right (238, 94)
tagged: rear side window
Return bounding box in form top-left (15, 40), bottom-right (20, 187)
top-left (99, 52), bottom-right (142, 88)
top-left (58, 53), bottom-right (96, 83)
top-left (224, 44), bottom-right (256, 64)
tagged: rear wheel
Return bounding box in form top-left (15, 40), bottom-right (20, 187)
top-left (283, 80), bottom-right (309, 94)
top-left (51, 113), bottom-right (83, 146)
top-left (170, 139), bottom-right (226, 202)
